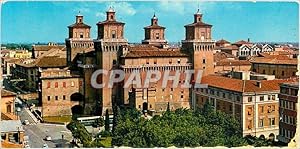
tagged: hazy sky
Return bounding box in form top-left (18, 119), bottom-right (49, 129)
top-left (1, 1), bottom-right (299, 43)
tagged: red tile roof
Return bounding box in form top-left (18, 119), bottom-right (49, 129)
top-left (250, 53), bottom-right (297, 65)
top-left (144, 24), bottom-right (165, 29)
top-left (1, 89), bottom-right (16, 97)
top-left (184, 21), bottom-right (212, 27)
top-left (201, 75), bottom-right (297, 93)
top-left (97, 20), bottom-right (125, 25)
top-left (216, 59), bottom-right (251, 66)
top-left (68, 22), bottom-right (91, 28)
top-left (216, 39), bottom-right (230, 44)
top-left (214, 52), bottom-right (236, 62)
top-left (123, 50), bottom-right (188, 58)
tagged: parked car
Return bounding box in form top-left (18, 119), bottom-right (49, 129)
top-left (23, 120), bottom-right (29, 125)
top-left (45, 136), bottom-right (52, 141)
top-left (43, 144), bottom-right (48, 148)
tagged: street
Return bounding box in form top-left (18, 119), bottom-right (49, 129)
top-left (18, 101), bottom-right (73, 148)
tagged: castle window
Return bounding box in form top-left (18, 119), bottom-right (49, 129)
top-left (80, 32), bottom-right (83, 38)
top-left (177, 59), bottom-right (180, 64)
top-left (154, 59), bottom-right (157, 64)
top-left (47, 82), bottom-right (51, 88)
top-left (282, 71), bottom-right (285, 76)
top-left (110, 15), bottom-right (114, 20)
top-left (79, 18), bottom-right (82, 23)
top-left (55, 82), bottom-right (58, 88)
top-left (63, 82), bottom-right (66, 88)
top-left (47, 96), bottom-right (50, 101)
top-left (155, 33), bottom-right (159, 39)
top-left (203, 59), bottom-right (206, 64)
top-left (112, 30), bottom-right (116, 39)
top-left (169, 59), bottom-right (172, 64)
top-left (259, 119), bottom-right (264, 127)
top-left (273, 70), bottom-right (276, 75)
top-left (79, 81), bottom-right (83, 86)
top-left (63, 95), bottom-right (66, 100)
top-left (55, 96), bottom-right (58, 100)
top-left (71, 81), bottom-right (75, 87)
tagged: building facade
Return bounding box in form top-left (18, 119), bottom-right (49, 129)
top-left (277, 82), bottom-right (298, 143)
top-left (194, 75), bottom-right (294, 138)
top-left (250, 54), bottom-right (297, 79)
top-left (40, 69), bottom-right (83, 117)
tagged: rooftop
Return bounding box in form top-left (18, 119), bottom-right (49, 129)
top-left (201, 75), bottom-right (297, 93)
top-left (0, 120), bottom-right (24, 133)
top-left (250, 53), bottom-right (297, 65)
top-left (1, 89), bottom-right (16, 97)
top-left (122, 45), bottom-right (188, 58)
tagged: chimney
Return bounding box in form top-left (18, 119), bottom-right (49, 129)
top-left (256, 81), bottom-right (261, 88)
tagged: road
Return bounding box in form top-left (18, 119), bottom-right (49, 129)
top-left (23, 123), bottom-right (72, 148)
top-left (19, 103), bottom-right (73, 148)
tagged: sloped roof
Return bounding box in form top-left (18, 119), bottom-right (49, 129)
top-left (68, 22), bottom-right (91, 28)
top-left (250, 53), bottom-right (297, 65)
top-left (144, 24), bottom-right (165, 29)
top-left (32, 45), bottom-right (65, 51)
top-left (35, 56), bottom-right (67, 68)
top-left (1, 89), bottom-right (16, 97)
top-left (201, 75), bottom-right (297, 93)
top-left (97, 20), bottom-right (125, 25)
top-left (184, 21), bottom-right (212, 27)
top-left (123, 50), bottom-right (188, 58)
top-left (216, 39), bottom-right (230, 44)
top-left (216, 59), bottom-right (251, 66)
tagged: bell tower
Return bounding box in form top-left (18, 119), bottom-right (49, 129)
top-left (94, 7), bottom-right (128, 114)
top-left (142, 14), bottom-right (167, 47)
top-left (66, 12), bottom-right (94, 64)
top-left (182, 9), bottom-right (215, 77)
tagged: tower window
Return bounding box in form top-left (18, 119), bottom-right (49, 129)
top-left (112, 30), bottom-right (116, 39)
top-left (79, 19), bottom-right (82, 23)
top-left (110, 15), bottom-right (114, 20)
top-left (203, 59), bottom-right (206, 64)
top-left (156, 33), bottom-right (159, 39)
top-left (80, 32), bottom-right (83, 38)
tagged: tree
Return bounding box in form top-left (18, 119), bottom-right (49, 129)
top-left (105, 109), bottom-right (110, 131)
top-left (112, 106), bottom-right (121, 135)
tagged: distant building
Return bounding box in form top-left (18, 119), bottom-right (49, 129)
top-left (32, 43), bottom-right (65, 58)
top-left (193, 75), bottom-right (296, 138)
top-left (250, 53), bottom-right (297, 79)
top-left (277, 82), bottom-right (298, 144)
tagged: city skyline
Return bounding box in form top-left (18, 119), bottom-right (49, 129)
top-left (1, 1), bottom-right (299, 43)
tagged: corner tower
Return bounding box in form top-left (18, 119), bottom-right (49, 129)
top-left (142, 14), bottom-right (167, 47)
top-left (66, 13), bottom-right (94, 65)
top-left (94, 7), bottom-right (128, 114)
top-left (182, 9), bottom-right (215, 76)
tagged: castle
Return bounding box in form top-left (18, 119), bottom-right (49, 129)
top-left (41, 8), bottom-right (215, 116)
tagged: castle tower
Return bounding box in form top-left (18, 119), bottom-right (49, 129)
top-left (142, 14), bottom-right (167, 47)
top-left (66, 13), bottom-right (94, 64)
top-left (182, 9), bottom-right (215, 77)
top-left (94, 7), bottom-right (128, 114)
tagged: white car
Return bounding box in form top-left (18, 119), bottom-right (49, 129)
top-left (45, 136), bottom-right (52, 141)
top-left (43, 144), bottom-right (48, 148)
top-left (23, 120), bottom-right (30, 125)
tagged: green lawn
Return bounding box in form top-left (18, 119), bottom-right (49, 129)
top-left (43, 115), bottom-right (72, 123)
top-left (100, 137), bottom-right (112, 147)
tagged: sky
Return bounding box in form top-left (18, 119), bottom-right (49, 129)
top-left (1, 1), bottom-right (299, 43)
